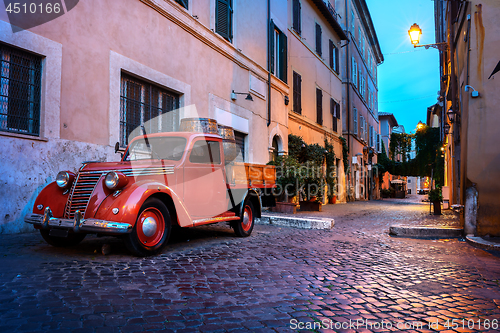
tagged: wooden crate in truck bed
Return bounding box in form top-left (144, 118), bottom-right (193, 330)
top-left (227, 163), bottom-right (276, 188)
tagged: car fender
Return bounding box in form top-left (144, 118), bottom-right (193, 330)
top-left (32, 182), bottom-right (70, 217)
top-left (238, 189), bottom-right (262, 218)
top-left (94, 180), bottom-right (192, 227)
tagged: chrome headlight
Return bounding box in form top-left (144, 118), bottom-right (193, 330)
top-left (105, 171), bottom-right (128, 190)
top-left (105, 172), bottom-right (119, 189)
top-left (56, 171), bottom-right (73, 189)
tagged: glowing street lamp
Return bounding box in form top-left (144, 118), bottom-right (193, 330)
top-left (416, 121), bottom-right (425, 131)
top-left (408, 23), bottom-right (422, 45)
top-left (408, 23), bottom-right (447, 50)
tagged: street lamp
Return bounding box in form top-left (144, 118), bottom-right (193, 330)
top-left (408, 23), bottom-right (447, 50)
top-left (416, 121), bottom-right (425, 131)
top-left (447, 108), bottom-right (456, 124)
top-left (408, 23), bottom-right (422, 45)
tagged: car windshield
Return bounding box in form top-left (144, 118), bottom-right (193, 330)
top-left (125, 137), bottom-right (187, 161)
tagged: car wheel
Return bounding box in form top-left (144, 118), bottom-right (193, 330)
top-left (39, 229), bottom-right (86, 247)
top-left (125, 197), bottom-right (171, 256)
top-left (232, 201), bottom-right (255, 237)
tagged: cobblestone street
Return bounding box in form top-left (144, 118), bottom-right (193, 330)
top-left (1, 197), bottom-right (500, 332)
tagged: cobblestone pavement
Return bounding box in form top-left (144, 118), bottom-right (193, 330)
top-left (1, 198), bottom-right (500, 332)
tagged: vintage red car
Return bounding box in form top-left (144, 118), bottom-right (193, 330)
top-left (25, 131), bottom-right (276, 256)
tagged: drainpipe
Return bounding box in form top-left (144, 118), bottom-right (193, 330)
top-left (267, 0), bottom-right (271, 127)
top-left (345, 0), bottom-right (351, 199)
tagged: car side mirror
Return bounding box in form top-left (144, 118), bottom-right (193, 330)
top-left (114, 142), bottom-right (120, 154)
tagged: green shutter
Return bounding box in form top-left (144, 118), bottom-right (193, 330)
top-left (280, 32), bottom-right (287, 83)
top-left (269, 20), bottom-right (275, 74)
top-left (216, 0), bottom-right (232, 42)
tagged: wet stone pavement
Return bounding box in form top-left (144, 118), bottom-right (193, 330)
top-left (1, 197), bottom-right (500, 333)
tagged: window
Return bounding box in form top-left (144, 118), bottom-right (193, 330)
top-left (120, 74), bottom-right (179, 146)
top-left (358, 26), bottom-right (361, 44)
top-left (353, 108), bottom-right (358, 135)
top-left (352, 57), bottom-right (358, 87)
top-left (125, 137), bottom-right (187, 161)
top-left (271, 23), bottom-right (288, 83)
top-left (360, 115), bottom-right (365, 140)
top-left (362, 35), bottom-right (365, 59)
top-left (234, 131), bottom-right (246, 162)
top-left (331, 98), bottom-right (340, 133)
top-left (376, 133), bottom-right (380, 152)
top-left (216, 0), bottom-right (233, 42)
top-left (292, 0), bottom-right (301, 34)
top-left (316, 88), bottom-right (323, 125)
top-left (293, 71), bottom-right (302, 114)
top-left (329, 40), bottom-right (339, 73)
top-left (315, 23), bottom-right (322, 56)
top-left (0, 43), bottom-right (42, 136)
top-left (189, 140), bottom-right (221, 164)
top-left (351, 10), bottom-right (355, 32)
top-left (369, 125), bottom-right (374, 147)
top-left (175, 0), bottom-right (188, 9)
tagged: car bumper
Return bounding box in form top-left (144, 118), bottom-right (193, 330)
top-left (25, 207), bottom-right (132, 234)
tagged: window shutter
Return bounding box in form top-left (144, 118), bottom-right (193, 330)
top-left (316, 88), bottom-right (323, 125)
top-left (353, 108), bottom-right (358, 135)
top-left (293, 0), bottom-right (301, 34)
top-left (336, 102), bottom-right (341, 120)
top-left (293, 72), bottom-right (301, 114)
top-left (315, 23), bottom-right (322, 56)
top-left (216, 0), bottom-right (232, 42)
top-left (175, 0), bottom-right (188, 9)
top-left (331, 99), bottom-right (337, 132)
top-left (280, 33), bottom-right (288, 83)
top-left (334, 46), bottom-right (339, 73)
top-left (329, 40), bottom-right (334, 69)
top-left (269, 20), bottom-right (275, 74)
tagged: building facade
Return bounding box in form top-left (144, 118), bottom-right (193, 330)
top-left (338, 0), bottom-right (383, 201)
top-left (287, 0), bottom-right (348, 202)
top-left (0, 0), bottom-right (289, 233)
top-left (435, 0), bottom-right (500, 236)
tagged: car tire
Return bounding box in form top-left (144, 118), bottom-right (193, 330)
top-left (39, 229), bottom-right (86, 247)
top-left (232, 200), bottom-right (255, 237)
top-left (124, 197), bottom-right (171, 257)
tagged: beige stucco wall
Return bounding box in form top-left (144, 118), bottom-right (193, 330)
top-left (287, 0), bottom-right (345, 202)
top-left (0, 0), bottom-right (289, 233)
top-left (461, 1), bottom-right (500, 236)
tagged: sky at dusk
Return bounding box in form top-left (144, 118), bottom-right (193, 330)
top-left (365, 0), bottom-right (441, 133)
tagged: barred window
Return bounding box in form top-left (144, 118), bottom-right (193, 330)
top-left (0, 43), bottom-right (42, 136)
top-left (120, 74), bottom-right (179, 146)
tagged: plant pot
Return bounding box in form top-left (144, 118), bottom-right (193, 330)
top-left (271, 202), bottom-right (298, 214)
top-left (299, 201), bottom-right (322, 211)
top-left (329, 196), bottom-right (337, 204)
top-left (433, 201), bottom-right (442, 215)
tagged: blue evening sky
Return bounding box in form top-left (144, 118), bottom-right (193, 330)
top-left (366, 0), bottom-right (440, 133)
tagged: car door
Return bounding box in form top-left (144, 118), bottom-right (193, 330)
top-left (183, 138), bottom-right (228, 221)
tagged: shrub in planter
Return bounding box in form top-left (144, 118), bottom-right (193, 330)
top-left (428, 187), bottom-right (443, 215)
top-left (269, 155), bottom-right (303, 202)
top-left (300, 161), bottom-right (324, 202)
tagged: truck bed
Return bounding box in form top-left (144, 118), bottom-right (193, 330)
top-left (227, 163), bottom-right (276, 188)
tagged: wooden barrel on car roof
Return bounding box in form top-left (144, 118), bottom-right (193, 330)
top-left (179, 117), bottom-right (219, 135)
top-left (218, 125), bottom-right (239, 163)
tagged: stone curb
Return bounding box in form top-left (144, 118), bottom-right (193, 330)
top-left (466, 236), bottom-right (500, 251)
top-left (389, 225), bottom-right (463, 238)
top-left (256, 214), bottom-right (335, 230)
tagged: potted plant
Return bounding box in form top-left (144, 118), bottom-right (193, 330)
top-left (428, 187), bottom-right (443, 215)
top-left (299, 161), bottom-right (324, 211)
top-left (268, 155), bottom-right (302, 213)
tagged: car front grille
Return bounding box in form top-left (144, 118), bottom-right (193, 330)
top-left (64, 172), bottom-right (102, 219)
